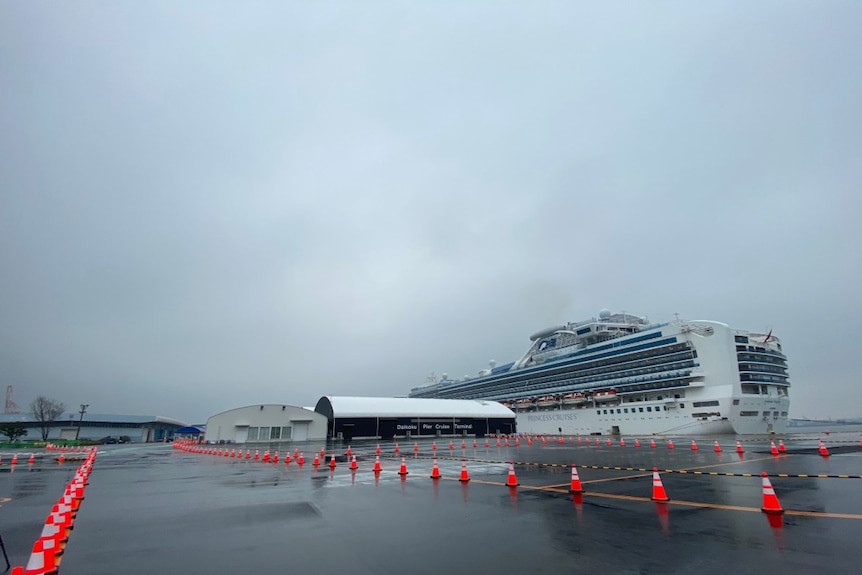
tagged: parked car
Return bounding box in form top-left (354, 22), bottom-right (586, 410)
top-left (100, 436), bottom-right (119, 444)
top-left (118, 436), bottom-right (131, 443)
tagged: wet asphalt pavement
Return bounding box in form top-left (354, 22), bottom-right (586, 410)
top-left (2, 432), bottom-right (862, 575)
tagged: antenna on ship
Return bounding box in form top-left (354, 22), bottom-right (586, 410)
top-left (674, 312), bottom-right (680, 322)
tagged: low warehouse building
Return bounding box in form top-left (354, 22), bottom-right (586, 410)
top-left (204, 404), bottom-right (327, 444)
top-left (313, 396), bottom-right (516, 441)
top-left (0, 412), bottom-right (185, 443)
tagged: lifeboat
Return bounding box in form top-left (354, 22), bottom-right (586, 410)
top-left (562, 392), bottom-right (586, 405)
top-left (500, 400), bottom-right (514, 409)
top-left (593, 390), bottom-right (617, 402)
top-left (536, 395), bottom-right (558, 408)
top-left (515, 398), bottom-right (534, 410)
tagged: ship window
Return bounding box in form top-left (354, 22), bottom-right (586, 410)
top-left (780, 411), bottom-right (787, 416)
top-left (679, 403), bottom-right (685, 408)
top-left (624, 408), bottom-right (629, 413)
top-left (735, 336), bottom-right (749, 344)
top-left (733, 399), bottom-right (740, 405)
top-left (646, 407), bottom-right (651, 412)
top-left (740, 411), bottom-right (758, 416)
top-left (693, 401), bottom-right (720, 408)
top-left (616, 409), bottom-right (621, 414)
top-left (763, 411), bottom-right (770, 417)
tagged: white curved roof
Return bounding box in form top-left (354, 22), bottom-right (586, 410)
top-left (317, 396), bottom-right (515, 419)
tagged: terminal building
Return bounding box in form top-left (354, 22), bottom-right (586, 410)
top-left (313, 396), bottom-right (516, 441)
top-left (0, 412), bottom-right (186, 443)
top-left (204, 404), bottom-right (328, 444)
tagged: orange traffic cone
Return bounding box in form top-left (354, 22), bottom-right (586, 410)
top-left (448, 441), bottom-right (454, 451)
top-left (760, 472), bottom-right (784, 514)
top-left (394, 443), bottom-right (400, 455)
top-left (651, 467), bottom-right (669, 502)
top-left (273, 451), bottom-right (279, 463)
top-left (713, 441), bottom-right (722, 453)
top-left (312, 453), bottom-right (320, 467)
top-left (650, 438), bottom-right (657, 449)
top-left (634, 438), bottom-right (641, 447)
top-left (329, 455), bottom-right (337, 469)
top-left (373, 455), bottom-right (382, 474)
top-left (690, 440), bottom-right (698, 451)
top-left (349, 455), bottom-right (358, 470)
top-left (11, 453), bottom-right (18, 465)
top-left (25, 537), bottom-right (59, 575)
top-left (414, 442), bottom-right (419, 453)
top-left (619, 438), bottom-right (626, 447)
top-left (458, 460), bottom-right (471, 483)
top-left (28, 453), bottom-right (35, 465)
top-left (398, 457), bottom-right (409, 476)
top-left (818, 441), bottom-right (830, 457)
top-left (770, 441), bottom-right (779, 456)
top-left (297, 452), bottom-right (305, 465)
top-left (484, 438), bottom-right (490, 448)
top-left (569, 464), bottom-right (584, 493)
top-left (472, 439), bottom-right (477, 449)
top-left (432, 441), bottom-right (437, 451)
top-left (667, 439), bottom-right (675, 450)
top-left (778, 439), bottom-right (786, 453)
top-left (346, 445), bottom-right (352, 457)
top-left (736, 441), bottom-right (744, 454)
top-left (430, 458), bottom-right (441, 479)
top-left (594, 438), bottom-right (600, 446)
top-left (461, 440), bottom-right (466, 450)
top-left (376, 444), bottom-right (381, 455)
top-left (505, 461), bottom-right (519, 487)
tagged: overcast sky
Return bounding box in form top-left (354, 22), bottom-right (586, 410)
top-left (1, 1), bottom-right (859, 424)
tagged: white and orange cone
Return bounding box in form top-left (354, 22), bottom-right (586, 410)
top-left (505, 461), bottom-right (519, 487)
top-left (397, 456), bottom-right (409, 476)
top-left (430, 458), bottom-right (441, 479)
top-left (651, 467), bottom-right (669, 502)
top-left (770, 441), bottom-right (779, 456)
top-left (818, 440), bottom-right (830, 457)
top-left (778, 439), bottom-right (786, 453)
top-left (736, 441), bottom-right (744, 454)
top-left (373, 455), bottom-right (382, 474)
top-left (690, 439), bottom-right (698, 451)
top-left (713, 441), bottom-right (722, 453)
top-left (667, 439), bottom-right (675, 450)
top-left (760, 472), bottom-right (784, 514)
top-left (458, 460), bottom-right (470, 483)
top-left (329, 454), bottom-right (337, 469)
top-left (349, 455), bottom-right (358, 470)
top-left (569, 464), bottom-right (584, 493)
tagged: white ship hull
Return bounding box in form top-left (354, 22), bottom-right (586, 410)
top-left (517, 394), bottom-right (789, 436)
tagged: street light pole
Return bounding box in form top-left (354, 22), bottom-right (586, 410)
top-left (75, 404), bottom-right (89, 441)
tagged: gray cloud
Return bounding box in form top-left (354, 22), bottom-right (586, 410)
top-left (1, 1), bottom-right (859, 422)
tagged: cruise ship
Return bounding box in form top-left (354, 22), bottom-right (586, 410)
top-left (409, 310), bottom-right (790, 436)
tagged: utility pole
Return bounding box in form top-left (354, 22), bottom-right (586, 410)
top-left (75, 404), bottom-right (89, 440)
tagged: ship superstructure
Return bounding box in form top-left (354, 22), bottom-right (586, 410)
top-left (409, 310), bottom-right (790, 435)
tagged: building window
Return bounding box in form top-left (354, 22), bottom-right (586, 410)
top-left (248, 427), bottom-right (259, 441)
top-left (281, 426), bottom-right (292, 439)
top-left (270, 427), bottom-right (281, 440)
top-left (258, 427), bottom-right (270, 440)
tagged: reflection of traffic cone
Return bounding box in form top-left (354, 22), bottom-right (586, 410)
top-left (349, 455), bottom-right (358, 470)
top-left (458, 460), bottom-right (470, 483)
top-left (651, 467), bottom-right (669, 502)
top-left (818, 441), bottom-right (830, 457)
top-left (778, 440), bottom-right (786, 453)
top-left (690, 440), bottom-right (698, 451)
top-left (650, 438), bottom-right (656, 449)
top-left (398, 457), bottom-right (408, 476)
top-left (760, 472), bottom-right (784, 514)
top-left (505, 461), bottom-right (519, 487)
top-left (569, 464), bottom-right (584, 493)
top-left (373, 455), bottom-right (382, 474)
top-left (713, 441), bottom-right (722, 453)
top-left (770, 441), bottom-right (779, 456)
top-left (430, 458), bottom-right (441, 479)
top-left (736, 441), bottom-right (744, 454)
